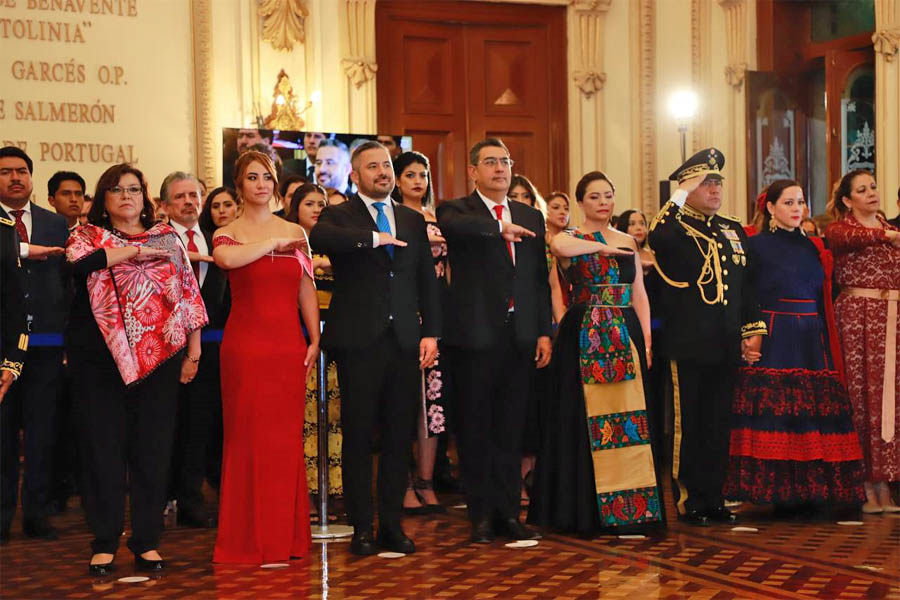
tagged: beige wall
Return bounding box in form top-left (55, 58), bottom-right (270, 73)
top-left (3, 0), bottom-right (756, 221)
top-left (1, 0), bottom-right (196, 207)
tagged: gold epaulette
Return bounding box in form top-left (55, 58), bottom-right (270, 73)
top-left (649, 200), bottom-right (677, 232)
top-left (718, 213), bottom-right (742, 223)
top-left (0, 216), bottom-right (14, 227)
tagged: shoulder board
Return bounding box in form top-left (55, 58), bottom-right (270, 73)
top-left (0, 216), bottom-right (14, 227)
top-left (718, 213), bottom-right (742, 223)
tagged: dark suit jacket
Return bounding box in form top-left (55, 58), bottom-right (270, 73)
top-left (309, 195), bottom-right (441, 352)
top-left (19, 203), bottom-right (69, 334)
top-left (889, 215), bottom-right (900, 229)
top-left (0, 208), bottom-right (28, 376)
top-left (200, 228), bottom-right (230, 330)
top-left (437, 192), bottom-right (552, 351)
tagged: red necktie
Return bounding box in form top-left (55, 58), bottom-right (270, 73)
top-left (186, 230), bottom-right (201, 282)
top-left (492, 205), bottom-right (513, 262)
top-left (492, 205), bottom-right (514, 310)
top-left (10, 210), bottom-right (28, 244)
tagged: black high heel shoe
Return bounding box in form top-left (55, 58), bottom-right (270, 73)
top-left (413, 477), bottom-right (447, 514)
top-left (135, 554), bottom-right (165, 572)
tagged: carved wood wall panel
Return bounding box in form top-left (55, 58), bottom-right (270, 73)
top-left (376, 1), bottom-right (567, 201)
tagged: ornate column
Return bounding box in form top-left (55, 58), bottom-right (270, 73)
top-left (874, 0), bottom-right (899, 213)
top-left (629, 0), bottom-right (656, 216)
top-left (191, 0), bottom-right (216, 186)
top-left (568, 0), bottom-right (612, 212)
top-left (341, 0), bottom-right (378, 134)
top-left (691, 0), bottom-right (713, 152)
top-left (718, 0), bottom-right (751, 220)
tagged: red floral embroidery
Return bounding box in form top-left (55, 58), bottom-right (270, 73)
top-left (67, 223), bottom-right (208, 385)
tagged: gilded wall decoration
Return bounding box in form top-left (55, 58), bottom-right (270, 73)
top-left (258, 0), bottom-right (309, 52)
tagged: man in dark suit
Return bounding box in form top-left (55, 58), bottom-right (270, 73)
top-left (437, 138), bottom-right (552, 544)
top-left (310, 141), bottom-right (441, 556)
top-left (0, 146), bottom-right (68, 541)
top-left (162, 171), bottom-right (229, 528)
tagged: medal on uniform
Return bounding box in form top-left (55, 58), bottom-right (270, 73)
top-left (732, 255), bottom-right (740, 265)
top-left (741, 255), bottom-right (746, 266)
top-left (730, 241), bottom-right (744, 254)
top-left (721, 228), bottom-right (739, 241)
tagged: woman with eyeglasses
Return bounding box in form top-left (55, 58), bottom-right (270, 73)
top-left (66, 164), bottom-right (208, 575)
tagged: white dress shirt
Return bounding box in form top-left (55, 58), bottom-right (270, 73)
top-left (476, 189), bottom-right (515, 264)
top-left (358, 193), bottom-right (396, 248)
top-left (1, 200), bottom-right (32, 259)
top-left (170, 220), bottom-right (209, 287)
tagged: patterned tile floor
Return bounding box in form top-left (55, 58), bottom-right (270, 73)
top-left (1, 494), bottom-right (898, 599)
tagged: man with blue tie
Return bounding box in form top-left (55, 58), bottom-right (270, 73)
top-left (309, 141), bottom-right (441, 556)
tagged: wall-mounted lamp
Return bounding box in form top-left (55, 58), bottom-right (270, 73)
top-left (668, 90), bottom-right (699, 163)
top-left (264, 69), bottom-right (314, 130)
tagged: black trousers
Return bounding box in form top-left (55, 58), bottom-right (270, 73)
top-left (52, 361), bottom-right (79, 506)
top-left (669, 359), bottom-right (737, 515)
top-left (71, 347), bottom-right (182, 555)
top-left (334, 330), bottom-right (419, 531)
top-left (171, 341), bottom-right (222, 515)
top-left (451, 319), bottom-right (532, 523)
top-left (0, 347), bottom-right (64, 530)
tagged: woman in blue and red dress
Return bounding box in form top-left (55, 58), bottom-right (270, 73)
top-left (724, 179), bottom-right (865, 515)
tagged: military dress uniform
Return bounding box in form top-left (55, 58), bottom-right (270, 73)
top-left (647, 148), bottom-right (766, 524)
top-left (0, 209), bottom-right (27, 384)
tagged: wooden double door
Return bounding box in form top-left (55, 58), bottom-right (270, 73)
top-left (376, 1), bottom-right (568, 203)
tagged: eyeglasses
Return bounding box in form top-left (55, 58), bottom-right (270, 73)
top-left (480, 157), bottom-right (514, 168)
top-left (109, 185), bottom-right (143, 197)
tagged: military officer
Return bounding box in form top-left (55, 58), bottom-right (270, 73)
top-left (648, 148), bottom-right (766, 526)
top-left (0, 207), bottom-right (28, 410)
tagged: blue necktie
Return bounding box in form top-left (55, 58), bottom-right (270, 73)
top-left (373, 202), bottom-right (393, 258)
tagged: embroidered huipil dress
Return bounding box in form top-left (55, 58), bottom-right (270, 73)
top-left (528, 231), bottom-right (663, 535)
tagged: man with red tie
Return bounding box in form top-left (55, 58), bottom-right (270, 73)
top-left (161, 172), bottom-right (230, 529)
top-left (437, 138), bottom-right (552, 544)
top-left (0, 146), bottom-right (68, 543)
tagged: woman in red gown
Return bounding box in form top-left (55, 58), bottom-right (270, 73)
top-left (212, 151), bottom-right (320, 563)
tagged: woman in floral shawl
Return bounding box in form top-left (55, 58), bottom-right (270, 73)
top-left (66, 164), bottom-right (207, 576)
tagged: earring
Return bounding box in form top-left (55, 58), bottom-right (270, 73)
top-left (102, 211), bottom-right (108, 218)
top-left (768, 218), bottom-right (778, 233)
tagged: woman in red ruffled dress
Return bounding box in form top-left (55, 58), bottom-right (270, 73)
top-left (825, 170), bottom-right (900, 514)
top-left (724, 180), bottom-right (865, 515)
top-left (212, 151), bottom-right (320, 563)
